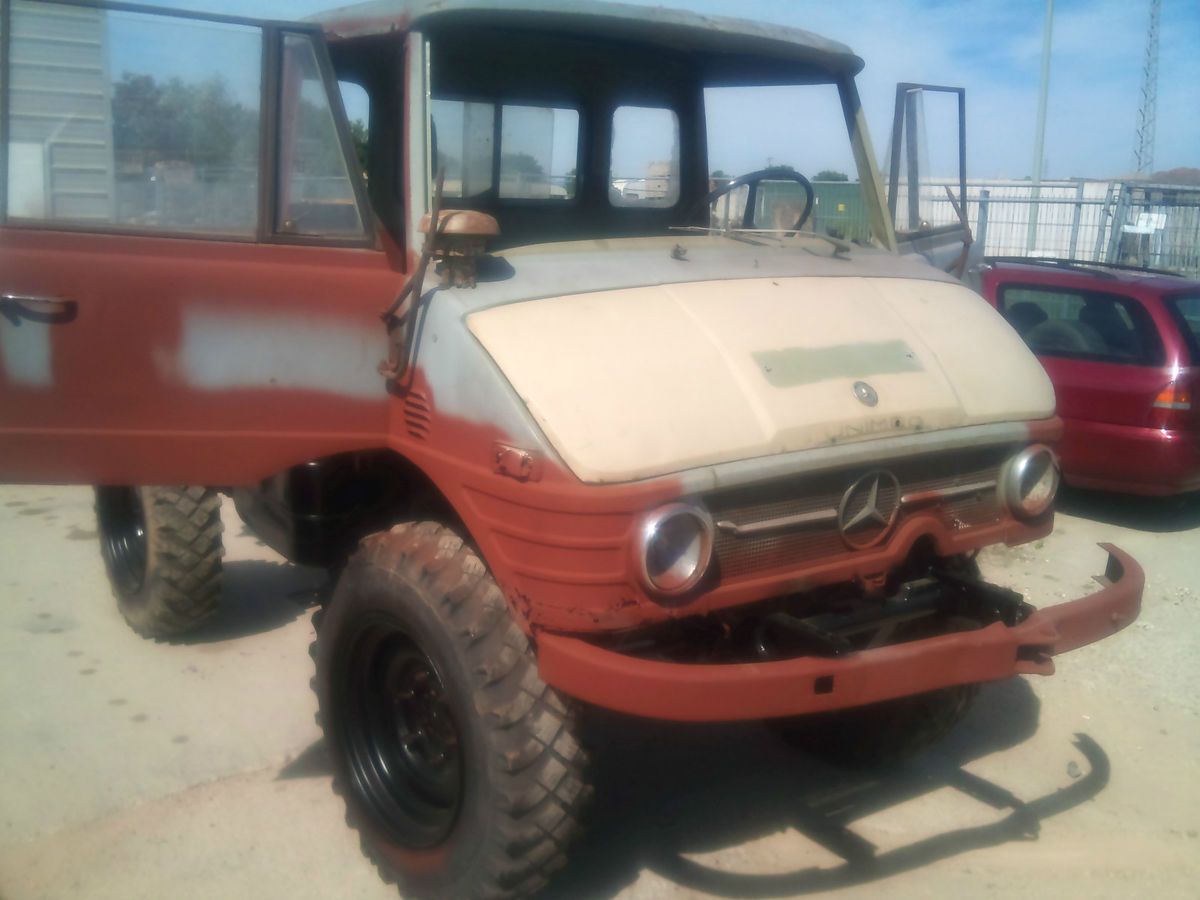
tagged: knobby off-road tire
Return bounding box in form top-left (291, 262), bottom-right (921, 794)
top-left (771, 684), bottom-right (979, 768)
top-left (94, 486), bottom-right (223, 638)
top-left (313, 521), bottom-right (591, 900)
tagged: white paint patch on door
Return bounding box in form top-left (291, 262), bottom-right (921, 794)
top-left (176, 309), bottom-right (384, 400)
top-left (0, 319), bottom-right (53, 388)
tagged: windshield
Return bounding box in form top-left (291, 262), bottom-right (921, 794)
top-left (415, 26), bottom-right (883, 250)
top-left (704, 83), bottom-right (869, 242)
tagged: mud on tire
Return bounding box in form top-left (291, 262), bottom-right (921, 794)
top-left (771, 684), bottom-right (979, 768)
top-left (313, 521), bottom-right (591, 900)
top-left (95, 485), bottom-right (223, 638)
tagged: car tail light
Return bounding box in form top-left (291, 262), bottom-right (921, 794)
top-left (1150, 381), bottom-right (1193, 430)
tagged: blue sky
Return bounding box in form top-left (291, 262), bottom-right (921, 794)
top-left (121, 0), bottom-right (1199, 179)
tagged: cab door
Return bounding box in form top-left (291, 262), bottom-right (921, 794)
top-left (885, 83), bottom-right (976, 277)
top-left (0, 1), bottom-right (403, 485)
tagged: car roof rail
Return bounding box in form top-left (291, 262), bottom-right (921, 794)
top-left (984, 256), bottom-right (1182, 280)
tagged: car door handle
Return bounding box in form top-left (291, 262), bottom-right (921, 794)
top-left (0, 294), bottom-right (78, 324)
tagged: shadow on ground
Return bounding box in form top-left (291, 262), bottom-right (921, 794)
top-left (1058, 485), bottom-right (1200, 533)
top-left (176, 559), bottom-right (326, 644)
top-left (278, 677), bottom-right (1112, 898)
top-left (545, 677), bottom-right (1106, 898)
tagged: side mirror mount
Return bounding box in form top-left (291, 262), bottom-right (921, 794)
top-left (418, 209), bottom-right (501, 288)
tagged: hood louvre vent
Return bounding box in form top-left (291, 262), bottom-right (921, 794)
top-left (403, 391), bottom-right (432, 440)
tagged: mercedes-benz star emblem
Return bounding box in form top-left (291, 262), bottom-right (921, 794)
top-left (853, 381), bottom-right (878, 407)
top-left (837, 470), bottom-right (901, 549)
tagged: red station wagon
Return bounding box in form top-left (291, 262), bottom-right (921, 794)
top-left (981, 258), bottom-right (1200, 495)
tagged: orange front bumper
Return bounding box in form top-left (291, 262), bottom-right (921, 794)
top-left (537, 544), bottom-right (1143, 722)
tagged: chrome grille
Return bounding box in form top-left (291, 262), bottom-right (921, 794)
top-left (707, 447), bottom-right (1010, 580)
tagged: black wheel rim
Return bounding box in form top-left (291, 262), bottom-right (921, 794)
top-left (96, 488), bottom-right (147, 595)
top-left (338, 615), bottom-right (464, 848)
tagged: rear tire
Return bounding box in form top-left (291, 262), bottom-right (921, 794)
top-left (770, 685), bottom-right (979, 768)
top-left (94, 486), bottom-right (223, 638)
top-left (313, 521), bottom-right (591, 899)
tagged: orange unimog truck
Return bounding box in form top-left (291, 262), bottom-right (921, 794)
top-left (0, 1), bottom-right (1142, 897)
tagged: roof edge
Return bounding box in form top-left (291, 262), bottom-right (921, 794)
top-left (311, 0), bottom-right (864, 75)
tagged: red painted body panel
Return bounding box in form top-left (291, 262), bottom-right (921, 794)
top-left (0, 227), bottom-right (404, 484)
top-left (1058, 417), bottom-right (1200, 495)
top-left (980, 261), bottom-right (1200, 495)
top-left (383, 385), bottom-right (1058, 634)
top-left (537, 544), bottom-right (1142, 721)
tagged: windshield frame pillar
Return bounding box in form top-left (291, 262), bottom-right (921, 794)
top-left (838, 74), bottom-right (895, 251)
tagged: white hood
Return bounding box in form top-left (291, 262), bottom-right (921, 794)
top-left (468, 276), bottom-right (1055, 483)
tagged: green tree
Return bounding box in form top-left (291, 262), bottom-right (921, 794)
top-left (348, 119), bottom-right (369, 175)
top-left (111, 71), bottom-right (258, 172)
top-left (815, 169), bottom-right (849, 182)
top-left (501, 152), bottom-right (544, 176)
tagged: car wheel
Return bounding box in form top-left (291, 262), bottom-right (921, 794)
top-left (313, 521), bottom-right (591, 899)
top-left (94, 485), bottom-right (223, 638)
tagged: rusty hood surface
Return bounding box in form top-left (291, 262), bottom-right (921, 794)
top-left (467, 271), bottom-right (1054, 484)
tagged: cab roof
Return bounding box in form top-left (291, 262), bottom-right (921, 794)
top-left (311, 0), bottom-right (864, 79)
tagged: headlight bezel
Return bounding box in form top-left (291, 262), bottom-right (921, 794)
top-left (635, 502), bottom-right (716, 597)
top-left (1003, 443), bottom-right (1060, 519)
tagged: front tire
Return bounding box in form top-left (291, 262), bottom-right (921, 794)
top-left (94, 485), bottom-right (223, 638)
top-left (314, 522), bottom-right (591, 899)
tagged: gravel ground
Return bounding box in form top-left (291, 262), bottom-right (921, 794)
top-left (1, 484), bottom-right (1198, 899)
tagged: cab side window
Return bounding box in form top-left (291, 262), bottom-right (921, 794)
top-left (430, 99), bottom-right (495, 199)
top-left (4, 1), bottom-right (262, 236)
top-left (499, 105), bottom-right (578, 200)
top-left (609, 106), bottom-right (679, 208)
top-left (337, 80), bottom-right (370, 180)
top-left (276, 33), bottom-right (365, 238)
top-left (429, 99), bottom-right (578, 202)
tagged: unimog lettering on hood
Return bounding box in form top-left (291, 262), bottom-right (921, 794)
top-left (0, 2), bottom-right (1141, 898)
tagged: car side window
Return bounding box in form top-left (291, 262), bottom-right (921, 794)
top-left (5, 1), bottom-right (262, 236)
top-left (999, 285), bottom-right (1164, 366)
top-left (1166, 294), bottom-right (1200, 364)
top-left (277, 33), bottom-right (366, 238)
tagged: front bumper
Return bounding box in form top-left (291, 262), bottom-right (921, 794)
top-left (537, 544), bottom-right (1142, 722)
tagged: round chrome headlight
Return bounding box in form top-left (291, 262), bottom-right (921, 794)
top-left (1003, 444), bottom-right (1060, 519)
top-left (636, 503), bottom-right (715, 596)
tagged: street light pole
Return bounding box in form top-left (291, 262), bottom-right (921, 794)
top-left (1027, 0), bottom-right (1054, 253)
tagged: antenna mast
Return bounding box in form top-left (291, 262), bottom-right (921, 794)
top-left (1134, 0), bottom-right (1161, 176)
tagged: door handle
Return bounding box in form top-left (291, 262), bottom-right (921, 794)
top-left (0, 294), bottom-right (78, 324)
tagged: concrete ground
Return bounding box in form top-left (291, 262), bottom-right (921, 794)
top-left (1, 484), bottom-right (1198, 899)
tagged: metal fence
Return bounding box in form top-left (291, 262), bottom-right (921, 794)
top-left (909, 178), bottom-right (1200, 278)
